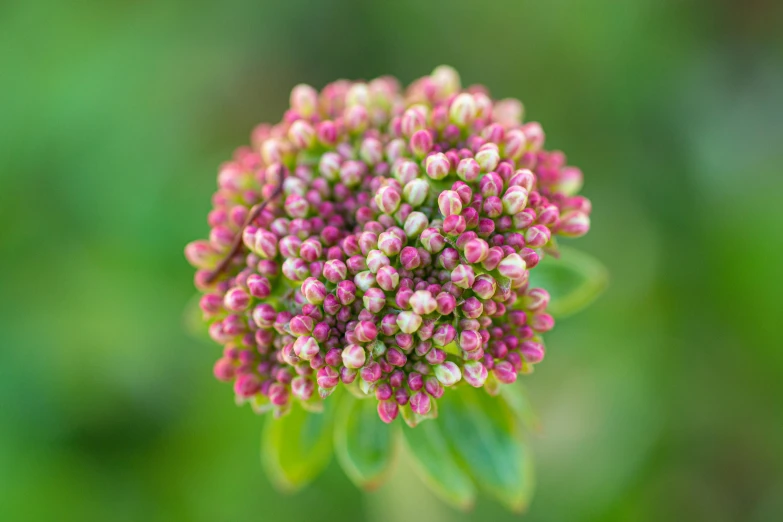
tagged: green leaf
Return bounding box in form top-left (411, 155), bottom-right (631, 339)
top-left (261, 399), bottom-right (337, 492)
top-left (402, 419), bottom-right (477, 510)
top-left (500, 382), bottom-right (542, 434)
top-left (334, 395), bottom-right (397, 490)
top-left (438, 386), bottom-right (534, 512)
top-left (182, 294), bottom-right (212, 344)
top-left (528, 246), bottom-right (608, 318)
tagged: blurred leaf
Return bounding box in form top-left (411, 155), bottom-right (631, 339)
top-left (438, 386), bottom-right (534, 513)
top-left (401, 419), bottom-right (477, 511)
top-left (529, 246), bottom-right (608, 317)
top-left (500, 382), bottom-right (542, 434)
top-left (261, 400), bottom-right (336, 492)
top-left (182, 294), bottom-right (212, 344)
top-left (334, 395), bottom-right (397, 490)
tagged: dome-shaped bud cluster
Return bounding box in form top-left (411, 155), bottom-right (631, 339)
top-left (185, 66), bottom-right (591, 423)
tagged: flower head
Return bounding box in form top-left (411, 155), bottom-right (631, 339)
top-left (185, 65), bottom-right (591, 422)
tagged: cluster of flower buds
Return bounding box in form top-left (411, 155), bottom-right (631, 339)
top-left (185, 66), bottom-right (591, 424)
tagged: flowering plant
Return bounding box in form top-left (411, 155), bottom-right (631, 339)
top-left (185, 66), bottom-right (606, 511)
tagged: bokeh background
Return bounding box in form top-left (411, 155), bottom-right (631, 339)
top-left (2, 0), bottom-right (782, 520)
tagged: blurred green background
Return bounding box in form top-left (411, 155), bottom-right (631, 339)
top-left (2, 0), bottom-right (782, 520)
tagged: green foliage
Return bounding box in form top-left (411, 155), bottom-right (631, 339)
top-left (262, 399), bottom-right (337, 492)
top-left (334, 395), bottom-right (398, 490)
top-left (401, 418), bottom-right (477, 510)
top-left (262, 384), bottom-right (538, 512)
top-left (529, 246), bottom-right (608, 317)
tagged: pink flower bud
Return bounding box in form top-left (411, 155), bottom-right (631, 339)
top-left (341, 344), bottom-right (367, 369)
top-left (410, 391), bottom-right (432, 415)
top-left (443, 214), bottom-right (467, 236)
top-left (291, 376), bottom-right (315, 401)
top-left (395, 246), bottom-right (418, 271)
top-left (438, 190), bottom-right (463, 217)
top-left (288, 120), bottom-right (315, 149)
top-left (530, 313), bottom-right (555, 333)
top-left (244, 274), bottom-right (270, 299)
top-left (317, 365), bottom-right (340, 389)
top-left (290, 314), bottom-right (314, 336)
top-left (493, 360), bottom-right (518, 384)
top-left (252, 230), bottom-right (278, 259)
top-left (522, 122), bottom-right (545, 151)
top-left (434, 292), bottom-right (457, 316)
top-left (463, 237), bottom-right (490, 264)
top-left (354, 270), bottom-right (377, 291)
top-left (359, 137), bottom-right (384, 165)
top-left (437, 248), bottom-right (460, 270)
top-left (409, 290), bottom-right (438, 315)
top-left (461, 296), bottom-right (484, 319)
top-left (459, 330), bottom-right (482, 352)
top-left (252, 303), bottom-right (277, 329)
top-left (234, 373), bottom-right (261, 398)
top-left (420, 228), bottom-right (446, 253)
top-left (294, 336), bottom-right (320, 360)
top-left (366, 250), bottom-right (391, 273)
top-left (336, 280), bottom-right (357, 305)
top-left (213, 358), bottom-right (235, 382)
top-left (408, 372), bottom-right (424, 391)
top-left (434, 361), bottom-right (461, 386)
top-left (450, 93), bottom-right (477, 126)
top-left (557, 210), bottom-right (590, 237)
top-left (377, 400), bottom-right (399, 424)
top-left (376, 265), bottom-right (400, 291)
top-left (323, 259), bottom-right (348, 283)
top-left (374, 232), bottom-right (400, 257)
top-left (290, 84), bottom-right (318, 118)
top-left (524, 288), bottom-right (550, 312)
top-left (301, 277), bottom-right (327, 304)
top-left (525, 224), bottom-right (551, 248)
top-left (502, 186), bottom-right (529, 215)
top-left (344, 105), bottom-right (369, 134)
top-left (386, 347), bottom-right (407, 367)
top-left (424, 376), bottom-right (444, 398)
top-left (410, 129), bottom-right (433, 157)
top-left (399, 178), bottom-right (428, 207)
top-left (520, 341), bottom-right (545, 364)
top-left (493, 97), bottom-right (523, 126)
top-left (316, 120), bottom-right (338, 146)
top-left (362, 287), bottom-right (387, 314)
top-left (478, 171), bottom-right (502, 197)
top-left (462, 361), bottom-right (488, 387)
top-left (355, 321), bottom-right (378, 342)
top-left (497, 253), bottom-right (527, 281)
top-left (224, 288), bottom-right (250, 311)
top-left (340, 160), bottom-right (366, 187)
top-left (401, 106), bottom-right (428, 137)
top-left (451, 264), bottom-right (476, 289)
top-left (319, 152), bottom-right (342, 181)
top-left (403, 211), bottom-right (429, 239)
top-left (475, 146), bottom-right (499, 172)
top-left (360, 361), bottom-right (382, 383)
top-left (504, 129), bottom-right (528, 160)
top-left (375, 185), bottom-right (402, 215)
top-left (396, 311), bottom-right (423, 334)
top-left (456, 157), bottom-right (480, 182)
top-left (425, 153), bottom-right (450, 180)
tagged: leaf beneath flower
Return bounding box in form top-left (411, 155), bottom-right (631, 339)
top-left (438, 386), bottom-right (534, 513)
top-left (334, 395), bottom-right (397, 490)
top-left (261, 399), bottom-right (337, 492)
top-left (528, 246), bottom-right (608, 317)
top-left (401, 419), bottom-right (477, 510)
